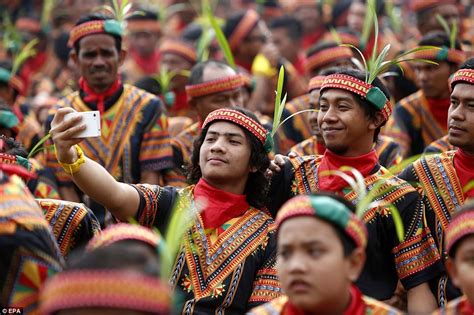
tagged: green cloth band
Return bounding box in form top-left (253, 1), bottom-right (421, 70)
top-left (104, 20), bottom-right (123, 37)
top-left (366, 87), bottom-right (387, 110)
top-left (0, 110), bottom-right (19, 129)
top-left (310, 195), bottom-right (350, 228)
top-left (436, 46), bottom-right (449, 61)
top-left (0, 67), bottom-right (12, 84)
top-left (264, 132), bottom-right (274, 153)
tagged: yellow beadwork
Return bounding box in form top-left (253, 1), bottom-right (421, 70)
top-left (58, 145), bottom-right (85, 175)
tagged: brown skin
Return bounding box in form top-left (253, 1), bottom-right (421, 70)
top-left (447, 235), bottom-right (474, 307)
top-left (413, 61), bottom-right (455, 99)
top-left (277, 217), bottom-right (365, 314)
top-left (235, 21), bottom-right (270, 65)
top-left (308, 59), bottom-right (355, 78)
top-left (448, 83), bottom-right (474, 155)
top-left (309, 88), bottom-right (323, 141)
top-left (347, 1), bottom-right (365, 33)
top-left (128, 31), bottom-right (160, 58)
top-left (418, 4), bottom-right (460, 36)
top-left (159, 53), bottom-right (193, 90)
top-left (270, 27), bottom-right (300, 65)
top-left (293, 5), bottom-right (321, 36)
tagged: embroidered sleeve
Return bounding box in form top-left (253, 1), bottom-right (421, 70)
top-left (139, 98), bottom-right (174, 172)
top-left (384, 99), bottom-right (416, 158)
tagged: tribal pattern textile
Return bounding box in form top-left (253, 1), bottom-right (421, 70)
top-left (68, 19), bottom-right (122, 47)
top-left (399, 151), bottom-right (465, 304)
top-left (424, 135), bottom-right (455, 154)
top-left (433, 295), bottom-right (474, 315)
top-left (186, 74), bottom-right (244, 100)
top-left (159, 40), bottom-right (197, 63)
top-left (28, 158), bottom-right (60, 200)
top-left (385, 90), bottom-right (447, 157)
top-left (38, 199), bottom-right (101, 257)
top-left (46, 84), bottom-right (173, 186)
top-left (268, 156), bottom-right (443, 301)
top-left (86, 223), bottom-right (159, 251)
top-left (0, 174), bottom-right (62, 314)
top-left (131, 184), bottom-right (281, 314)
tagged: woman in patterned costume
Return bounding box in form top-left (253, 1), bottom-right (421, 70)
top-left (249, 194), bottom-right (402, 315)
top-left (49, 106), bottom-right (280, 313)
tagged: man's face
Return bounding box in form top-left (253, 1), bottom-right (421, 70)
top-left (413, 61), bottom-right (452, 99)
top-left (128, 31), bottom-right (160, 57)
top-left (160, 53), bottom-right (193, 89)
top-left (240, 21), bottom-right (268, 60)
top-left (271, 27), bottom-right (299, 63)
top-left (72, 34), bottom-right (125, 92)
top-left (421, 4), bottom-right (460, 35)
top-left (318, 89), bottom-right (378, 156)
top-left (293, 5), bottom-right (321, 35)
top-left (448, 82), bottom-right (474, 154)
top-left (277, 217), bottom-right (362, 313)
top-left (199, 121), bottom-right (252, 189)
top-left (448, 235), bottom-right (474, 307)
top-left (347, 2), bottom-right (365, 33)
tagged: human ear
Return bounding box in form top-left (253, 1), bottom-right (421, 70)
top-left (446, 258), bottom-right (461, 288)
top-left (368, 111), bottom-right (385, 131)
top-left (346, 247), bottom-right (366, 282)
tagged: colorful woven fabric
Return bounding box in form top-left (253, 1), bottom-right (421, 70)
top-left (68, 19), bottom-right (123, 47)
top-left (159, 39), bottom-right (197, 63)
top-left (433, 295), bottom-right (474, 315)
top-left (86, 223), bottom-right (160, 251)
top-left (275, 195), bottom-right (368, 249)
top-left (39, 270), bottom-right (172, 314)
top-left (412, 47), bottom-right (465, 65)
top-left (202, 108), bottom-right (269, 146)
top-left (424, 135), bottom-right (455, 154)
top-left (410, 0), bottom-right (456, 12)
top-left (321, 74), bottom-right (392, 121)
top-left (229, 10), bottom-right (260, 51)
top-left (308, 75), bottom-right (325, 92)
top-left (305, 46), bottom-right (353, 73)
top-left (445, 205), bottom-right (474, 256)
top-left (186, 74), bottom-right (244, 99)
top-left (450, 68), bottom-right (474, 89)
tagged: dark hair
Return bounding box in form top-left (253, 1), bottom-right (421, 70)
top-left (73, 13), bottom-right (122, 54)
top-left (188, 60), bottom-right (234, 86)
top-left (134, 76), bottom-right (162, 95)
top-left (269, 15), bottom-right (303, 41)
top-left (415, 4), bottom-right (459, 33)
top-left (53, 31), bottom-right (71, 63)
top-left (0, 134), bottom-right (28, 157)
top-left (322, 68), bottom-right (390, 142)
top-left (459, 57), bottom-right (474, 70)
top-left (223, 11), bottom-right (256, 40)
top-left (307, 41), bottom-right (338, 58)
top-left (181, 23), bottom-right (204, 42)
top-left (187, 106), bottom-right (270, 209)
top-left (126, 8), bottom-right (159, 21)
top-left (418, 31), bottom-right (462, 66)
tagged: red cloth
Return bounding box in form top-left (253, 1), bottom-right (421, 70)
top-left (318, 149), bottom-right (378, 192)
top-left (79, 76), bottom-right (121, 114)
top-left (454, 149), bottom-right (474, 198)
top-left (427, 97), bottom-right (450, 132)
top-left (129, 49), bottom-right (160, 74)
top-left (19, 51), bottom-right (47, 94)
top-left (458, 297), bottom-right (474, 314)
top-left (317, 141), bottom-right (327, 155)
top-left (235, 59), bottom-right (253, 73)
top-left (302, 29), bottom-right (324, 50)
top-left (292, 54), bottom-right (307, 76)
top-left (194, 179), bottom-right (249, 230)
top-left (0, 163), bottom-right (36, 181)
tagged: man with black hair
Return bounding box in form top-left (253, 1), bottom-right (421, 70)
top-left (49, 105), bottom-right (280, 313)
top-left (269, 68), bottom-right (442, 313)
top-left (399, 57), bottom-right (474, 306)
top-left (410, 0), bottom-right (460, 36)
top-left (44, 13), bottom-right (173, 225)
top-left (385, 31), bottom-right (465, 157)
top-left (286, 1), bottom-right (325, 50)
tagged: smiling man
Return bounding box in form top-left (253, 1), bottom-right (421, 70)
top-left (49, 106), bottom-right (280, 313)
top-left (44, 14), bottom-right (173, 225)
top-left (399, 57), bottom-right (474, 306)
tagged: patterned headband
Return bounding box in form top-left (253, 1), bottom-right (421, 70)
top-left (159, 40), bottom-right (197, 63)
top-left (305, 46), bottom-right (353, 73)
top-left (15, 17), bottom-right (41, 33)
top-left (40, 270), bottom-right (171, 315)
top-left (86, 223), bottom-right (161, 251)
top-left (412, 47), bottom-right (466, 65)
top-left (410, 0), bottom-right (456, 12)
top-left (126, 20), bottom-right (161, 33)
top-left (202, 108), bottom-right (272, 152)
top-left (446, 209), bottom-right (474, 256)
top-left (186, 74), bottom-right (244, 100)
top-left (320, 74), bottom-right (392, 121)
top-left (450, 68), bottom-right (474, 90)
top-left (275, 195), bottom-right (368, 249)
top-left (68, 20), bottom-right (123, 47)
top-left (229, 10), bottom-right (260, 52)
top-left (308, 75), bottom-right (326, 92)
top-left (0, 153), bottom-right (31, 171)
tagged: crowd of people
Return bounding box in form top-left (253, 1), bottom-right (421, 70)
top-left (1, 0), bottom-right (474, 314)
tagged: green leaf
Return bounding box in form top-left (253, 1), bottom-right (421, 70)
top-left (341, 44), bottom-right (368, 82)
top-left (360, 0), bottom-right (375, 50)
top-left (208, 9), bottom-right (235, 69)
top-left (28, 133), bottom-right (51, 159)
top-left (341, 166), bottom-right (367, 202)
top-left (41, 0), bottom-right (55, 31)
top-left (12, 39), bottom-right (39, 75)
top-left (274, 109), bottom-right (318, 134)
top-left (272, 66), bottom-right (286, 135)
top-left (369, 43), bottom-right (391, 83)
top-left (463, 180), bottom-right (474, 194)
top-left (436, 14), bottom-right (451, 38)
top-left (329, 27), bottom-right (342, 44)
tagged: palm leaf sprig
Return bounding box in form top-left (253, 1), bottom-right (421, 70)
top-left (271, 66), bottom-right (287, 136)
top-left (329, 27), bottom-right (343, 45)
top-left (205, 3), bottom-right (235, 68)
top-left (435, 14), bottom-right (458, 49)
top-left (385, 0), bottom-right (402, 34)
top-left (41, 0), bottom-right (56, 32)
top-left (360, 0), bottom-right (376, 50)
top-left (11, 38), bottom-right (38, 75)
top-left (152, 66), bottom-right (190, 97)
top-left (2, 13), bottom-right (22, 55)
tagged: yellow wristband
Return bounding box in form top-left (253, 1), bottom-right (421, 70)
top-left (58, 145), bottom-right (85, 175)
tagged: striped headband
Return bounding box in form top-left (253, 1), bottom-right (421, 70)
top-left (450, 68), bottom-right (474, 90)
top-left (159, 40), bottom-right (197, 63)
top-left (0, 153), bottom-right (31, 171)
top-left (305, 46), bottom-right (353, 73)
top-left (229, 10), bottom-right (260, 52)
top-left (39, 270), bottom-right (172, 315)
top-left (320, 74), bottom-right (392, 121)
top-left (202, 108), bottom-right (272, 152)
top-left (275, 195), bottom-right (368, 249)
top-left (186, 74), bottom-right (244, 99)
top-left (86, 223), bottom-right (161, 251)
top-left (412, 46), bottom-right (466, 65)
top-left (126, 20), bottom-right (161, 33)
top-left (15, 17), bottom-right (41, 33)
top-left (68, 19), bottom-right (122, 47)
top-left (308, 75), bottom-right (326, 92)
top-left (446, 208), bottom-right (474, 257)
top-left (410, 0), bottom-right (456, 12)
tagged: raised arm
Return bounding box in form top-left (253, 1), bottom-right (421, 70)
top-left (50, 107), bottom-right (140, 221)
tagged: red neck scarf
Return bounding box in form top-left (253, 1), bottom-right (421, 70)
top-left (292, 53), bottom-right (307, 76)
top-left (282, 285), bottom-right (365, 315)
top-left (79, 76), bottom-right (122, 114)
top-left (130, 49), bottom-right (160, 74)
top-left (235, 58), bottom-right (253, 72)
top-left (454, 149), bottom-right (474, 198)
top-left (302, 28), bottom-right (324, 50)
top-left (458, 296), bottom-right (474, 314)
top-left (427, 97), bottom-right (450, 131)
top-left (194, 179), bottom-right (249, 231)
top-left (318, 149), bottom-right (378, 192)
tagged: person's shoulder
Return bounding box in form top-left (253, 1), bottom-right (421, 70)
top-left (289, 154), bottom-right (322, 170)
top-left (247, 295), bottom-right (288, 314)
top-left (362, 295), bottom-right (405, 314)
top-left (125, 84), bottom-right (163, 105)
top-left (398, 89), bottom-right (424, 108)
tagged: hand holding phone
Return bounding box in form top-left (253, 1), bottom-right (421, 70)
top-left (64, 111), bottom-right (101, 138)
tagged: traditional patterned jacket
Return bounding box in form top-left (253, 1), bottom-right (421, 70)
top-left (433, 296), bottom-right (474, 315)
top-left (290, 135), bottom-right (402, 169)
top-left (131, 184), bottom-right (281, 314)
top-left (268, 155), bottom-right (443, 300)
top-left (0, 174), bottom-right (63, 314)
top-left (399, 151), bottom-right (467, 305)
top-left (424, 135), bottom-right (455, 154)
top-left (385, 90), bottom-right (447, 157)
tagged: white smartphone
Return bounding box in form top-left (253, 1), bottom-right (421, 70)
top-left (64, 111), bottom-right (101, 138)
